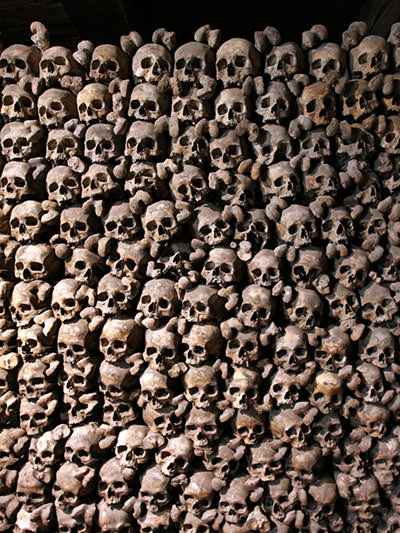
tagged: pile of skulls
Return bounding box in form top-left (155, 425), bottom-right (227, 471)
top-left (1, 17), bottom-right (400, 532)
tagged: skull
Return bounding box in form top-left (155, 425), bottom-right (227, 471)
top-left (19, 393), bottom-right (58, 436)
top-left (144, 325), bottom-right (180, 370)
top-left (216, 38), bottom-right (261, 87)
top-left (360, 327), bottom-right (396, 368)
top-left (0, 44), bottom-right (40, 83)
top-left (238, 285), bottom-right (274, 328)
top-left (125, 161), bottom-right (164, 197)
top-left (39, 45), bottom-right (83, 87)
top-left (125, 120), bottom-right (162, 162)
top-left (270, 409), bottom-right (310, 448)
top-left (334, 249), bottom-right (370, 290)
top-left (14, 244), bottom-right (60, 281)
top-left (265, 42), bottom-right (304, 80)
top-left (64, 246), bottom-right (104, 287)
top-left (274, 325), bottom-right (309, 371)
top-left (142, 200), bottom-right (179, 242)
top-left (37, 89), bottom-right (77, 129)
top-left (56, 504), bottom-right (96, 533)
top-left (354, 362), bottom-right (385, 403)
top-left (299, 82), bottom-right (336, 126)
top-left (254, 124), bottom-right (293, 166)
top-left (210, 130), bottom-right (247, 170)
top-left (219, 477), bottom-right (256, 526)
top-left (380, 115), bottom-right (400, 154)
top-left (139, 367), bottom-right (173, 409)
top-left (194, 204), bottom-right (232, 246)
top-left (10, 280), bottom-right (51, 326)
top-left (129, 82), bottom-right (169, 121)
top-left (181, 323), bottom-right (223, 366)
top-left (313, 413), bottom-right (344, 452)
top-left (60, 205), bottom-right (101, 245)
top-left (76, 83), bottom-right (112, 124)
top-left (17, 324), bottom-right (52, 364)
top-left (226, 329), bottom-right (260, 367)
top-left (98, 500), bottom-right (133, 533)
top-left (46, 128), bottom-right (81, 164)
top-left (315, 327), bottom-right (351, 371)
top-left (174, 42), bottom-right (214, 84)
top-left (247, 249), bottom-right (282, 288)
top-left (371, 432), bottom-right (400, 488)
top-left (360, 283), bottom-right (397, 325)
top-left (291, 247), bottom-right (327, 288)
top-left (18, 356), bottom-right (59, 398)
top-left (382, 74), bottom-right (400, 113)
top-left (65, 422), bottom-right (112, 466)
top-left (100, 317), bottom-right (143, 363)
top-left (219, 173), bottom-right (256, 207)
top-left (103, 202), bottom-right (139, 241)
top-left (277, 204), bottom-right (318, 248)
top-left (185, 407), bottom-right (221, 453)
top-left (51, 279), bottom-right (95, 321)
top-left (29, 425), bottom-right (69, 475)
top-left (201, 248), bottom-right (243, 288)
top-left (321, 206), bottom-right (355, 246)
top-left (350, 35), bottom-right (390, 79)
top-left (169, 164), bottom-right (209, 205)
top-left (103, 397), bottom-right (138, 429)
top-left (171, 90), bottom-right (212, 123)
top-left (0, 161), bottom-right (35, 204)
top-left (286, 288), bottom-right (323, 329)
top-left (16, 462), bottom-right (47, 511)
top-left (63, 392), bottom-right (100, 427)
top-left (182, 513), bottom-right (211, 533)
top-left (9, 201), bottom-right (51, 243)
top-left (356, 404), bottom-right (390, 439)
top-left (84, 124), bottom-right (121, 163)
top-left (234, 409), bottom-right (265, 445)
top-left (138, 279), bottom-right (178, 325)
top-left (256, 81), bottom-right (291, 123)
top-left (307, 477), bottom-right (337, 521)
top-left (52, 461), bottom-right (95, 508)
top-left (326, 284), bottom-right (360, 326)
top-left (81, 163), bottom-right (121, 199)
top-left (215, 88), bottom-right (250, 128)
top-left (269, 369), bottom-right (300, 407)
top-left (182, 284), bottom-right (225, 323)
top-left (143, 403), bottom-right (184, 437)
top-left (171, 125), bottom-right (209, 165)
top-left (1, 85), bottom-right (37, 122)
top-left (300, 127), bottom-right (331, 159)
top-left (89, 44), bottom-right (130, 82)
top-left (132, 43), bottom-right (172, 83)
top-left (97, 274), bottom-right (134, 316)
top-left (60, 358), bottom-right (98, 396)
top-left (336, 122), bottom-right (374, 159)
top-left (46, 166), bottom-right (81, 206)
top-left (184, 366), bottom-right (219, 408)
top-left (248, 439), bottom-right (288, 481)
top-left (309, 42), bottom-right (346, 82)
top-left (115, 425), bottom-right (153, 469)
top-left (181, 471), bottom-right (218, 516)
top-left (303, 162), bottom-right (339, 199)
top-left (348, 476), bottom-right (382, 520)
top-left (261, 161), bottom-right (300, 201)
top-left (98, 458), bottom-right (134, 505)
top-left (341, 80), bottom-right (379, 121)
top-left (156, 435), bottom-right (193, 477)
top-left (309, 371), bottom-right (343, 414)
top-left (99, 360), bottom-right (137, 402)
top-left (225, 367), bottom-right (260, 409)
top-left (139, 465), bottom-right (171, 512)
top-left (0, 120), bottom-right (43, 161)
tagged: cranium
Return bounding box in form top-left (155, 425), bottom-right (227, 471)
top-left (216, 38), bottom-right (261, 87)
top-left (233, 409), bottom-right (265, 445)
top-left (269, 369), bottom-right (301, 407)
top-left (356, 404), bottom-right (390, 439)
top-left (309, 42), bottom-right (346, 82)
top-left (142, 200), bottom-right (179, 242)
top-left (194, 204), bottom-right (232, 246)
top-left (309, 371), bottom-right (343, 414)
top-left (299, 81), bottom-right (336, 126)
top-left (97, 274), bottom-right (134, 316)
top-left (270, 409), bottom-right (311, 448)
top-left (138, 465), bottom-right (172, 513)
top-left (326, 284), bottom-right (360, 326)
top-left (315, 327), bottom-right (351, 371)
top-left (156, 435), bottom-right (193, 477)
top-left (274, 325), bottom-right (309, 371)
top-left (103, 202), bottom-right (139, 240)
top-left (99, 360), bottom-right (137, 402)
top-left (129, 82), bottom-right (169, 121)
top-left (215, 88), bottom-right (250, 128)
top-left (46, 128), bottom-right (81, 164)
top-left (115, 424), bottom-right (156, 469)
top-left (1, 85), bottom-right (37, 122)
top-left (89, 44), bottom-right (130, 82)
top-left (350, 35), bottom-right (390, 79)
top-left (143, 403), bottom-right (184, 436)
top-left (10, 280), bottom-right (51, 326)
top-left (46, 166), bottom-right (81, 206)
top-left (171, 124), bottom-right (209, 165)
top-left (180, 471), bottom-right (218, 517)
top-left (181, 323), bottom-right (223, 366)
top-left (184, 366), bottom-right (219, 408)
top-left (286, 288), bottom-right (323, 329)
top-left (144, 325), bottom-right (181, 370)
top-left (321, 206), bottom-right (355, 246)
top-left (125, 120), bottom-right (163, 162)
top-left (291, 247), bottom-right (327, 288)
top-left (201, 248), bottom-right (243, 288)
top-left (60, 205), bottom-right (101, 245)
top-left (0, 44), bottom-right (40, 83)
top-left (247, 249), bottom-right (282, 288)
top-left (81, 163), bottom-right (121, 199)
top-left (102, 397), bottom-right (137, 428)
top-left (261, 161), bottom-right (300, 201)
top-left (52, 461), bottom-right (95, 508)
top-left (132, 43), bottom-right (172, 83)
top-left (174, 41), bottom-right (214, 84)
top-left (354, 362), bottom-right (385, 403)
top-left (39, 45), bottom-right (83, 87)
top-left (0, 120), bottom-right (43, 161)
top-left (226, 329), bottom-right (260, 367)
top-left (360, 327), bottom-right (396, 368)
top-left (360, 283), bottom-right (397, 325)
top-left (248, 438), bottom-right (288, 481)
top-left (256, 81), bottom-right (291, 123)
top-left (51, 279), bottom-right (95, 322)
top-left (65, 247), bottom-right (105, 287)
top-left (313, 413), bottom-right (343, 452)
top-left (84, 123), bottom-right (121, 163)
top-left (334, 249), bottom-right (370, 289)
top-left (76, 82), bottom-right (112, 124)
top-left (238, 284), bottom-right (275, 328)
top-left (99, 457), bottom-right (135, 505)
top-left (18, 356), bottom-right (59, 398)
top-left (210, 130), bottom-right (247, 170)
top-left (19, 393), bottom-right (58, 436)
top-left (277, 204), bottom-right (318, 248)
top-left (14, 244), bottom-right (60, 281)
top-left (171, 90), bottom-right (212, 123)
top-left (100, 317), bottom-right (143, 363)
top-left (139, 366), bottom-right (173, 409)
top-left (138, 278), bottom-right (178, 325)
top-left (37, 88), bottom-right (77, 129)
top-left (265, 42), bottom-right (304, 80)
top-left (169, 164), bottom-right (209, 205)
top-left (341, 79), bottom-right (379, 121)
top-left (303, 162), bottom-right (339, 199)
top-left (16, 462), bottom-right (48, 511)
top-left (64, 422), bottom-right (113, 466)
top-left (0, 161), bottom-right (36, 205)
top-left (254, 124), bottom-right (293, 166)
top-left (380, 115), bottom-right (400, 154)
top-left (182, 284), bottom-right (225, 323)
top-left (225, 367), bottom-right (260, 409)
top-left (185, 407), bottom-right (221, 453)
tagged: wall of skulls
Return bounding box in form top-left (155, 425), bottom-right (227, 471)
top-left (0, 17), bottom-right (400, 532)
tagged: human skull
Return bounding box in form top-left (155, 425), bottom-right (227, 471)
top-left (115, 425), bottom-right (154, 469)
top-left (169, 164), bottom-right (209, 205)
top-left (356, 404), bottom-right (390, 439)
top-left (60, 205), bottom-right (101, 245)
top-left (261, 161), bottom-right (300, 201)
top-left (254, 124), bottom-right (293, 166)
top-left (16, 462), bottom-right (48, 510)
top-left (277, 204), bottom-right (318, 248)
top-left (64, 422), bottom-right (112, 466)
top-left (10, 280), bottom-right (51, 326)
top-left (46, 166), bottom-right (81, 206)
top-left (99, 360), bottom-right (137, 402)
top-left (226, 329), bottom-right (260, 367)
top-left (299, 81), bottom-right (336, 126)
top-left (321, 206), bottom-right (355, 246)
top-left (286, 288), bottom-right (323, 329)
top-left (138, 278), bottom-right (178, 324)
top-left (171, 124), bottom-right (209, 166)
top-left (51, 279), bottom-right (95, 322)
top-left (185, 407), bottom-right (221, 453)
top-left (0, 161), bottom-right (35, 204)
top-left (37, 89), bottom-right (77, 129)
top-left (100, 317), bottom-right (143, 363)
top-left (256, 81), bottom-right (291, 123)
top-left (201, 248), bottom-right (243, 288)
top-left (360, 327), bottom-right (396, 368)
top-left (225, 367), bottom-right (260, 409)
top-left (309, 371), bottom-right (343, 414)
top-left (1, 85), bottom-right (37, 122)
top-left (334, 249), bottom-right (370, 290)
top-left (269, 369), bottom-right (301, 407)
top-left (354, 362), bottom-right (385, 403)
top-left (248, 438), bottom-right (288, 482)
top-left (46, 128), bottom-right (81, 164)
top-left (315, 326), bottom-right (351, 371)
top-left (341, 80), bottom-right (379, 121)
top-left (81, 163), bottom-right (121, 199)
top-left (291, 247), bottom-right (327, 288)
top-left (76, 82), bottom-right (112, 124)
top-left (360, 283), bottom-right (397, 325)
top-left (174, 41), bottom-right (214, 84)
top-left (132, 43), bottom-right (172, 83)
top-left (247, 249), bottom-right (282, 288)
top-left (171, 90), bottom-right (212, 124)
top-left (303, 162), bottom-right (338, 199)
top-left (210, 130), bottom-right (247, 170)
top-left (98, 500), bottom-right (133, 533)
top-left (14, 244), bottom-right (61, 281)
top-left (182, 284), bottom-right (225, 323)
top-left (216, 38), bottom-right (261, 87)
top-left (39, 45), bottom-right (83, 87)
top-left (139, 366), bottom-right (173, 409)
top-left (380, 115), bottom-right (400, 154)
top-left (0, 44), bottom-right (40, 83)
top-left (194, 204), bottom-right (232, 246)
top-left (89, 44), bottom-right (130, 82)
top-left (129, 82), bottom-right (169, 121)
top-left (215, 88), bottom-right (250, 128)
top-left (270, 409), bottom-right (311, 448)
top-left (138, 465), bottom-right (171, 513)
top-left (142, 200), bottom-right (179, 243)
top-left (184, 366), bottom-right (219, 408)
top-left (238, 285), bottom-right (275, 328)
top-left (103, 202), bottom-right (139, 241)
top-left (98, 457), bottom-right (134, 505)
top-left (144, 325), bottom-right (180, 370)
top-left (84, 124), bottom-right (121, 163)
top-left (156, 435), bottom-right (193, 477)
top-left (125, 120), bottom-right (163, 162)
top-left (326, 284), bottom-right (360, 326)
top-left (19, 393), bottom-right (58, 436)
top-left (350, 35), bottom-right (390, 79)
top-left (9, 200), bottom-right (50, 243)
top-left (97, 274), bottom-right (134, 316)
top-left (181, 323), bottom-right (223, 366)
top-left (0, 120), bottom-right (43, 161)
top-left (309, 42), bottom-right (346, 82)
top-left (233, 409), bottom-right (265, 445)
top-left (52, 461), bottom-right (96, 508)
top-left (265, 42), bottom-right (304, 80)
top-left (274, 325), bottom-right (309, 371)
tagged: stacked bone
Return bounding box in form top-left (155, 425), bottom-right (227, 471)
top-left (0, 18), bottom-right (400, 532)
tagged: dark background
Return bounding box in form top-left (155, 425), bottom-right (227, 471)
top-left (0, 0), bottom-right (399, 50)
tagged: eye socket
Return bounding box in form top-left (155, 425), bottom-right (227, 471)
top-left (234, 55), bottom-right (246, 67)
top-left (211, 148), bottom-right (222, 160)
top-left (15, 59), bottom-right (26, 70)
top-left (176, 58), bottom-right (186, 70)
